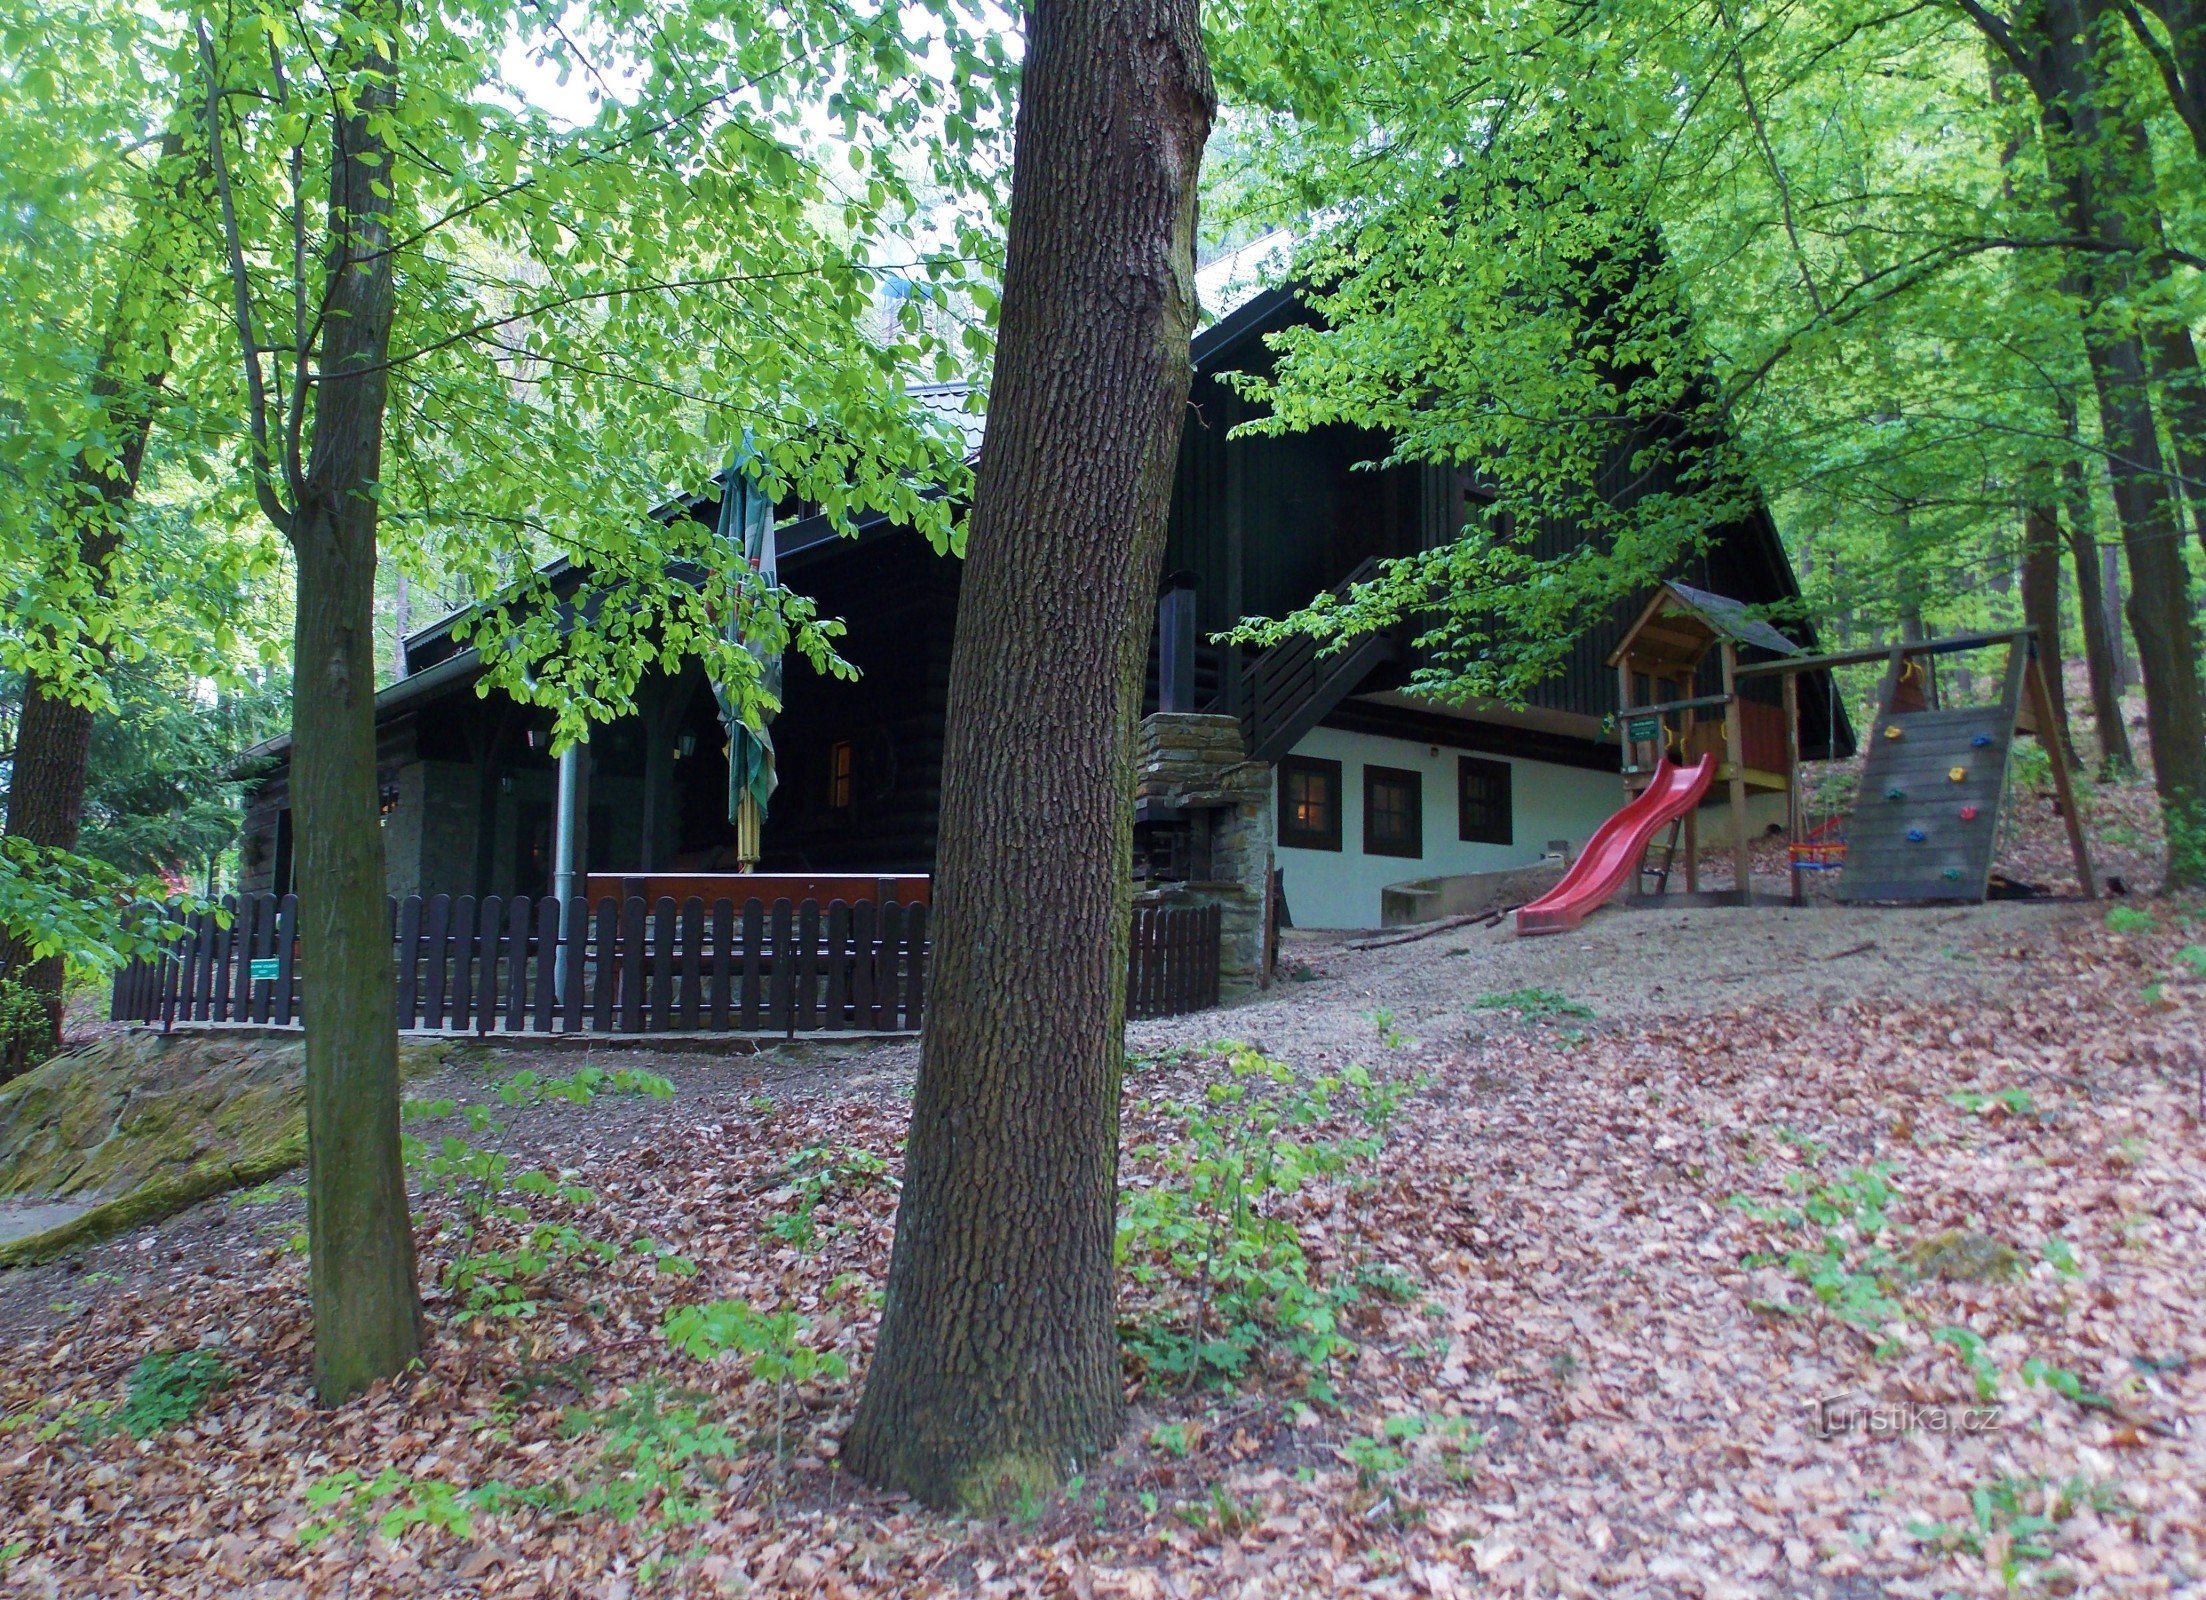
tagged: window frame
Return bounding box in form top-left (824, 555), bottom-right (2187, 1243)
top-left (826, 739), bottom-right (855, 810)
top-left (1276, 755), bottom-right (1344, 852)
top-left (1362, 764), bottom-right (1425, 858)
top-left (1457, 755), bottom-right (1513, 845)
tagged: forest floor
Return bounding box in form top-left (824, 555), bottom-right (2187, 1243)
top-left (2, 777), bottom-right (2202, 1597)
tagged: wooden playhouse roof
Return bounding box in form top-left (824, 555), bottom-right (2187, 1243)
top-left (1607, 580), bottom-right (1803, 671)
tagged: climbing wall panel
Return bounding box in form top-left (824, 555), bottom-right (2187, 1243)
top-left (1837, 646), bottom-right (2023, 904)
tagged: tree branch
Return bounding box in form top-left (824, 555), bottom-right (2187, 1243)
top-left (2114, 0), bottom-right (2206, 152)
top-left (363, 33), bottom-right (855, 268)
top-left (268, 30), bottom-right (311, 498)
top-left (370, 256), bottom-right (973, 374)
top-left (1951, 0), bottom-right (2051, 98)
top-left (1715, 0), bottom-right (1828, 317)
top-left (195, 19), bottom-right (294, 538)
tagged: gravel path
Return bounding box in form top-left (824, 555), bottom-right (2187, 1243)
top-left (1134, 892), bottom-right (2109, 1066)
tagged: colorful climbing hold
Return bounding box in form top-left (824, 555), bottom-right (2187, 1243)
top-left (1942, 867), bottom-right (1964, 882)
top-left (1971, 733), bottom-right (1993, 748)
top-left (1959, 805), bottom-right (1980, 822)
top-left (1949, 765), bottom-right (1967, 782)
top-left (1885, 726), bottom-right (1906, 740)
top-left (1906, 827), bottom-right (1927, 843)
top-left (1886, 786), bottom-right (1907, 801)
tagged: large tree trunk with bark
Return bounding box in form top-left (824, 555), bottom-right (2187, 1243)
top-left (843, 0), bottom-right (1212, 1511)
top-left (222, 14), bottom-right (422, 1401)
top-left (2076, 0), bottom-right (2206, 562)
top-left (2079, 332), bottom-right (2206, 881)
top-left (2019, 499), bottom-right (2074, 760)
top-left (2017, 0), bottom-right (2206, 884)
top-left (294, 500), bottom-right (421, 1402)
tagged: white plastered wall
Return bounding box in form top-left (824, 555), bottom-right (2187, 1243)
top-left (1273, 725), bottom-right (1626, 929)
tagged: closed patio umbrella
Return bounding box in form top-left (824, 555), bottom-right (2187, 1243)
top-left (710, 436), bottom-right (780, 869)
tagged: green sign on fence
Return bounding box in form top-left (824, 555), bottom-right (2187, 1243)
top-left (249, 958), bottom-right (280, 982)
top-left (1626, 715), bottom-right (1663, 742)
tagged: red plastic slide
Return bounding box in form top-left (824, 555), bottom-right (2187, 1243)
top-left (1514, 755), bottom-right (1717, 936)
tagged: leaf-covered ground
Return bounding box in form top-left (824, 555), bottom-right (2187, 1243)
top-left (4, 872), bottom-right (2201, 1594)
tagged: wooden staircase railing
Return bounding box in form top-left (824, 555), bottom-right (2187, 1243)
top-left (1237, 557), bottom-right (1402, 764)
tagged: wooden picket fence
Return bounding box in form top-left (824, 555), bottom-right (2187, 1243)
top-left (1125, 902), bottom-right (1221, 1020)
top-left (112, 891), bottom-right (930, 1036)
top-left (112, 892), bottom-right (1222, 1036)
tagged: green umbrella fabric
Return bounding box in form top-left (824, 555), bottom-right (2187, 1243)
top-left (710, 436), bottom-right (780, 826)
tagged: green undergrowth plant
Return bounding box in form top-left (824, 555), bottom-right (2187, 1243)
top-left (1946, 1086), bottom-right (2039, 1119)
top-left (1909, 1474), bottom-right (2126, 1591)
top-left (0, 975), bottom-right (55, 1072)
top-left (1118, 1043), bottom-right (1413, 1400)
top-left (1365, 1008), bottom-right (1411, 1050)
top-left (662, 1297), bottom-right (848, 1461)
top-left (400, 1098), bottom-right (694, 1321)
top-left (1468, 988), bottom-right (1594, 1024)
top-left (766, 1145), bottom-right (891, 1250)
top-left (0, 1397), bottom-right (114, 1444)
top-left (1126, 1040), bottom-right (1237, 1075)
top-left (558, 1378), bottom-right (745, 1535)
top-left (10, 1351), bottom-right (239, 1445)
top-left (1731, 1161), bottom-right (1906, 1338)
top-left (1176, 1482), bottom-right (1259, 1537)
top-left (491, 1065), bottom-right (675, 1108)
top-left (1731, 1146), bottom-right (2104, 1413)
top-left (297, 1387), bottom-right (743, 1586)
top-left (301, 1466), bottom-right (486, 1545)
top-left (119, 1348), bottom-right (231, 1439)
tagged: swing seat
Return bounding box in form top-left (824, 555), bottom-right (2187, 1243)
top-left (1789, 815), bottom-right (1846, 870)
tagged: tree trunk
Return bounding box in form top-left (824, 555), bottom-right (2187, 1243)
top-left (2081, 0), bottom-right (2206, 562)
top-left (2059, 471), bottom-right (2135, 773)
top-left (0, 127), bottom-right (193, 1073)
top-left (288, 21), bottom-right (422, 1402)
top-left (843, 0), bottom-right (1212, 1511)
top-left (2019, 499), bottom-right (2074, 760)
top-left (0, 686), bottom-right (102, 1072)
top-left (2085, 333), bottom-right (2206, 882)
top-left (2143, 320), bottom-right (2206, 563)
top-left (2117, 0), bottom-right (2205, 161)
top-left (2019, 0), bottom-right (2206, 884)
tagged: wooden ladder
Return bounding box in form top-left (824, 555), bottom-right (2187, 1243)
top-left (1640, 817), bottom-right (1686, 894)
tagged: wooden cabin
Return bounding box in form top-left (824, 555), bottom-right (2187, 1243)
top-left (236, 290), bottom-right (1849, 933)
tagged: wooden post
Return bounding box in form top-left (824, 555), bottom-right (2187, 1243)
top-left (1782, 667), bottom-right (1803, 907)
top-left (637, 684), bottom-right (672, 872)
top-left (1616, 661), bottom-right (1634, 796)
top-left (1157, 581), bottom-right (1197, 713)
top-left (2024, 637), bottom-right (2097, 898)
top-left (1721, 642), bottom-right (1752, 906)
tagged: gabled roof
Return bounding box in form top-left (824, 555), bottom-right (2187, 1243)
top-left (1608, 581), bottom-right (1804, 671)
top-left (380, 315), bottom-right (1303, 702)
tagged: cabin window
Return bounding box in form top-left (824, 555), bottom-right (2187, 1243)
top-left (1458, 756), bottom-right (1513, 845)
top-left (1363, 766), bottom-right (1423, 858)
top-left (827, 740), bottom-right (855, 810)
top-left (1277, 756), bottom-right (1342, 851)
